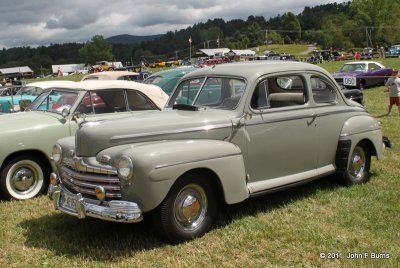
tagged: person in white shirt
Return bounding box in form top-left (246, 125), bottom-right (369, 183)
top-left (385, 69), bottom-right (400, 116)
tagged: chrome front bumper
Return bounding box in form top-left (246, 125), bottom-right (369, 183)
top-left (48, 183), bottom-right (143, 223)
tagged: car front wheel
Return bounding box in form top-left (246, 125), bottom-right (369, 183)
top-left (153, 174), bottom-right (218, 243)
top-left (0, 154), bottom-right (50, 200)
top-left (341, 143), bottom-right (371, 186)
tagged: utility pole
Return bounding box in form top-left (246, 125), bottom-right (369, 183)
top-left (265, 30), bottom-right (268, 46)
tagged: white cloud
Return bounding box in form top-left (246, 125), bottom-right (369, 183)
top-left (0, 0), bottom-right (342, 48)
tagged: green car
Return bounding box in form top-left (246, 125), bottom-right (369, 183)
top-left (49, 61), bottom-right (387, 243)
top-left (143, 66), bottom-right (198, 95)
top-left (0, 80), bottom-right (168, 200)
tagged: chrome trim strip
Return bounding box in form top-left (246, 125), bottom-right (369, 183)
top-left (340, 128), bottom-right (381, 137)
top-left (60, 175), bottom-right (121, 199)
top-left (247, 164), bottom-right (335, 194)
top-left (155, 152), bottom-right (242, 169)
top-left (70, 157), bottom-right (117, 175)
top-left (61, 166), bottom-right (119, 183)
top-left (61, 170), bottom-right (120, 191)
top-left (246, 109), bottom-right (366, 126)
top-left (110, 123), bottom-right (232, 141)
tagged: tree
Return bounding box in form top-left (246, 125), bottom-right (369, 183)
top-left (246, 22), bottom-right (264, 47)
top-left (281, 12), bottom-right (301, 42)
top-left (78, 35), bottom-right (113, 65)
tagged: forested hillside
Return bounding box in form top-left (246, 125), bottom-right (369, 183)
top-left (1, 0), bottom-right (399, 75)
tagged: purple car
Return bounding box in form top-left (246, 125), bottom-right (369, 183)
top-left (332, 61), bottom-right (393, 90)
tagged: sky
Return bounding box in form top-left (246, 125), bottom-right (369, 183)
top-left (0, 0), bottom-right (344, 48)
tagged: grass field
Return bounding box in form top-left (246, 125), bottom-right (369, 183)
top-left (2, 58), bottom-right (400, 267)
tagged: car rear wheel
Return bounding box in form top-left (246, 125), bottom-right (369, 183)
top-left (153, 173), bottom-right (218, 243)
top-left (341, 143), bottom-right (371, 186)
top-left (0, 154), bottom-right (50, 200)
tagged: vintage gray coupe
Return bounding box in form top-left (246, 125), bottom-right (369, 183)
top-left (0, 80), bottom-right (168, 200)
top-left (49, 61), bottom-right (385, 243)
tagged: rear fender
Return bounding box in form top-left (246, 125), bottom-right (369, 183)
top-left (339, 115), bottom-right (383, 159)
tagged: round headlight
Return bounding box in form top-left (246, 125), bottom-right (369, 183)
top-left (117, 155), bottom-right (133, 181)
top-left (52, 144), bottom-right (63, 164)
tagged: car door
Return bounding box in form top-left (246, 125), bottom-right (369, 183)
top-left (308, 74), bottom-right (350, 170)
top-left (366, 63), bottom-right (384, 86)
top-left (244, 75), bottom-right (318, 194)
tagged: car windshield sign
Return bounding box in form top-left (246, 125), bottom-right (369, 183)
top-left (168, 76), bottom-right (246, 110)
top-left (29, 89), bottom-right (79, 113)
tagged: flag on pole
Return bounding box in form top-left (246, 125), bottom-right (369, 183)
top-left (188, 36), bottom-right (192, 44)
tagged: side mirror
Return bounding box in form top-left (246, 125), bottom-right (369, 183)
top-left (61, 107), bottom-right (70, 118)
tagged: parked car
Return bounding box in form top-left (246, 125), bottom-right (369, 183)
top-left (359, 47), bottom-right (380, 59)
top-left (91, 61), bottom-right (114, 72)
top-left (332, 51), bottom-right (360, 61)
top-left (82, 71), bottom-right (142, 82)
top-left (75, 66), bottom-right (91, 75)
top-left (143, 66), bottom-right (199, 95)
top-left (332, 61), bottom-right (393, 90)
top-left (0, 80), bottom-right (168, 200)
top-left (308, 50), bottom-right (334, 64)
top-left (341, 87), bottom-right (363, 105)
top-left (124, 65), bottom-right (151, 81)
top-left (0, 81), bottom-right (76, 113)
top-left (0, 85), bottom-right (21, 96)
top-left (267, 53), bottom-right (296, 60)
top-left (385, 45), bottom-right (400, 58)
top-left (49, 61), bottom-right (387, 243)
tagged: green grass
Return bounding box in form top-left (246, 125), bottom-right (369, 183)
top-left (2, 57), bottom-right (400, 267)
top-left (259, 44), bottom-right (310, 55)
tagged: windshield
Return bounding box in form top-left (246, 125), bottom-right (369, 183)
top-left (167, 76), bottom-right (246, 110)
top-left (15, 86), bottom-right (47, 96)
top-left (28, 89), bottom-right (79, 113)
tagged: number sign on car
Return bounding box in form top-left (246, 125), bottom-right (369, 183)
top-left (60, 191), bottom-right (78, 213)
top-left (343, 76), bottom-right (357, 86)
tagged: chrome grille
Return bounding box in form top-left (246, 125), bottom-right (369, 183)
top-left (60, 165), bottom-right (121, 200)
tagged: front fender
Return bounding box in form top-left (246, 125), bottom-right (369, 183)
top-left (340, 115), bottom-right (383, 159)
top-left (118, 139), bottom-right (249, 212)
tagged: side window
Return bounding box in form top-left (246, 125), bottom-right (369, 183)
top-left (251, 80), bottom-right (269, 109)
top-left (252, 75), bottom-right (306, 110)
top-left (94, 89), bottom-right (126, 113)
top-left (77, 92), bottom-right (94, 114)
top-left (126, 90), bottom-right (156, 110)
top-left (369, 63), bottom-right (379, 71)
top-left (310, 76), bottom-right (337, 104)
top-left (77, 89), bottom-right (127, 114)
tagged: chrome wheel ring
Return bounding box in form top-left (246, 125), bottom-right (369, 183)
top-left (6, 160), bottom-right (43, 199)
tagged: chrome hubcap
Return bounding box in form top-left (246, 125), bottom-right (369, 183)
top-left (350, 147), bottom-right (365, 180)
top-left (174, 184), bottom-right (207, 231)
top-left (11, 167), bottom-right (35, 192)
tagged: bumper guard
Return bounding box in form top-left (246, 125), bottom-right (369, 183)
top-left (48, 183), bottom-right (143, 223)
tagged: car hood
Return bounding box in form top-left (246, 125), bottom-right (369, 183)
top-left (0, 111), bottom-right (64, 137)
top-left (76, 108), bottom-right (235, 156)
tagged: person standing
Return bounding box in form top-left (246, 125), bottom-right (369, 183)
top-left (385, 69), bottom-right (400, 116)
